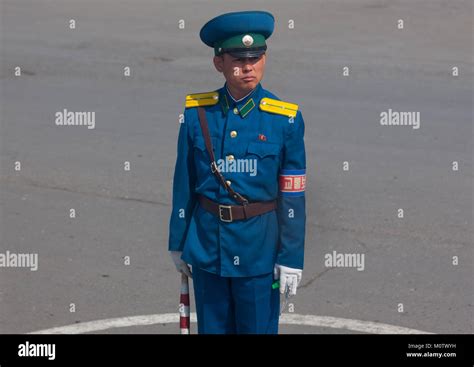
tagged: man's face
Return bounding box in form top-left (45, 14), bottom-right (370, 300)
top-left (213, 53), bottom-right (266, 94)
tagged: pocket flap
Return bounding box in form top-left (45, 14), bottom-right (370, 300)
top-left (247, 141), bottom-right (280, 158)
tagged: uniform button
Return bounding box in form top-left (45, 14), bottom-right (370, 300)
top-left (227, 155), bottom-right (235, 162)
top-left (230, 130), bottom-right (238, 138)
top-left (226, 180), bottom-right (232, 186)
top-left (233, 107), bottom-right (239, 115)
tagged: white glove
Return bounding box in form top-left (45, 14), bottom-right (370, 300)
top-left (274, 264), bottom-right (302, 296)
top-left (170, 251), bottom-right (192, 278)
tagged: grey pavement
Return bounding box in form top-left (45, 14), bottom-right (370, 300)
top-left (0, 0), bottom-right (472, 334)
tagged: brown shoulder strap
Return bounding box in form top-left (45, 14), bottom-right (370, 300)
top-left (197, 107), bottom-right (249, 205)
top-left (197, 107), bottom-right (216, 162)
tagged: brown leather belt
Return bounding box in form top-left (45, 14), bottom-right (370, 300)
top-left (198, 195), bottom-right (277, 222)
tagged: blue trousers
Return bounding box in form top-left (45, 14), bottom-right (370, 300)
top-left (192, 267), bottom-right (280, 334)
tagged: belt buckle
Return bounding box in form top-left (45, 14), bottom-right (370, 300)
top-left (218, 205), bottom-right (233, 222)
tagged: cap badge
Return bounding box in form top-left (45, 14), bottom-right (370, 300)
top-left (242, 35), bottom-right (254, 47)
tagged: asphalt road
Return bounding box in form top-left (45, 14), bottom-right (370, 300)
top-left (0, 0), bottom-right (472, 334)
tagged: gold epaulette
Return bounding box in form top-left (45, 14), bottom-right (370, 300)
top-left (259, 97), bottom-right (298, 118)
top-left (185, 91), bottom-right (219, 108)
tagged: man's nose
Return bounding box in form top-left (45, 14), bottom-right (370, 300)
top-left (242, 60), bottom-right (253, 71)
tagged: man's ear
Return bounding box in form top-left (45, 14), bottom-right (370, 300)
top-left (213, 55), bottom-right (224, 73)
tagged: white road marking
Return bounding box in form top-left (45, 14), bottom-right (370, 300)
top-left (280, 314), bottom-right (432, 334)
top-left (29, 313), bottom-right (432, 334)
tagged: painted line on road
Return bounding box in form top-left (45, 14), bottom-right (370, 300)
top-left (29, 313), bottom-right (432, 334)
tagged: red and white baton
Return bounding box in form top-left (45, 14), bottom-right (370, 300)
top-left (179, 273), bottom-right (191, 334)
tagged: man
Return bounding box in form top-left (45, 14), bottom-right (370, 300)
top-left (168, 10), bottom-right (306, 334)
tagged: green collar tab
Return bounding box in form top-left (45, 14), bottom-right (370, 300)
top-left (220, 94), bottom-right (230, 115)
top-left (239, 98), bottom-right (256, 118)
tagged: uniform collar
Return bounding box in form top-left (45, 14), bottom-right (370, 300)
top-left (219, 83), bottom-right (262, 118)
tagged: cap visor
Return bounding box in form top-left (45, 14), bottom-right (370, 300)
top-left (227, 49), bottom-right (266, 58)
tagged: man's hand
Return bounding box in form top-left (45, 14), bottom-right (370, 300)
top-left (274, 264), bottom-right (302, 296)
top-left (170, 251), bottom-right (192, 278)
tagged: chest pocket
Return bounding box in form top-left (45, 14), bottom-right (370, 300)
top-left (247, 141), bottom-right (281, 158)
top-left (193, 136), bottom-right (206, 151)
top-left (193, 136), bottom-right (221, 158)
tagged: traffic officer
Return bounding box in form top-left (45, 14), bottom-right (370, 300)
top-left (168, 10), bottom-right (306, 334)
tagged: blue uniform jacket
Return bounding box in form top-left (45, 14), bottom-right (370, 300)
top-left (168, 83), bottom-right (306, 277)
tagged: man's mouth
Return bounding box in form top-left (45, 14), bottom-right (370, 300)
top-left (242, 77), bottom-right (256, 82)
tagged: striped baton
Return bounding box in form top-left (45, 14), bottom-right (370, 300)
top-left (179, 273), bottom-right (190, 334)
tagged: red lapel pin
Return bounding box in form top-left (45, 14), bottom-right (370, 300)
top-left (258, 134), bottom-right (267, 141)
